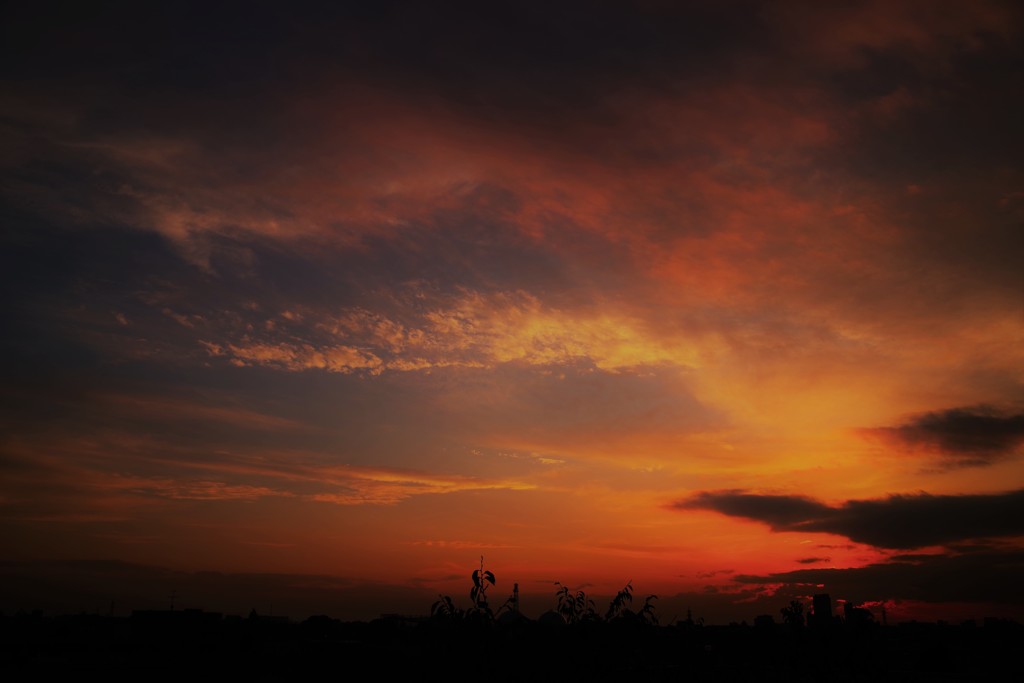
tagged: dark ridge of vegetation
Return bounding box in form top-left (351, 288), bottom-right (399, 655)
top-left (2, 562), bottom-right (1021, 679)
top-left (2, 608), bottom-right (1022, 680)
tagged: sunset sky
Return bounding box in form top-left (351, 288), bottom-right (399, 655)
top-left (3, 1), bottom-right (1023, 623)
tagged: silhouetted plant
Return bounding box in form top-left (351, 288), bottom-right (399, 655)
top-left (431, 594), bottom-right (463, 621)
top-left (469, 555), bottom-right (496, 620)
top-left (431, 557), bottom-right (499, 624)
top-left (781, 599), bottom-right (805, 629)
top-left (495, 582), bottom-right (520, 618)
top-left (605, 581), bottom-right (634, 620)
top-left (555, 582), bottom-right (598, 624)
top-left (638, 594), bottom-right (659, 625)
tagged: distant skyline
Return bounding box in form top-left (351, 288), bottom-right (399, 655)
top-left (2, 0), bottom-right (1023, 623)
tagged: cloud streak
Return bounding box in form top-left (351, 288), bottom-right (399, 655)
top-left (0, 434), bottom-right (537, 518)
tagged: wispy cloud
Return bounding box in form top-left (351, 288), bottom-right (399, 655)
top-left (215, 341), bottom-right (385, 375)
top-left (199, 290), bottom-right (700, 376)
top-left (410, 540), bottom-right (520, 549)
top-left (125, 478), bottom-right (291, 502)
top-left (308, 465), bottom-right (535, 505)
top-left (95, 393), bottom-right (312, 431)
top-left (0, 431), bottom-right (537, 518)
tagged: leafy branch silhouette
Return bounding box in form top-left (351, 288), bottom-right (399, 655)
top-left (639, 594), bottom-right (659, 625)
top-left (605, 581), bottom-right (633, 620)
top-left (555, 582), bottom-right (598, 624)
top-left (431, 563), bottom-right (660, 629)
top-left (431, 556), bottom-right (497, 624)
top-left (430, 593), bottom-right (463, 621)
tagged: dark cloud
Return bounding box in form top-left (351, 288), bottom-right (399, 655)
top-left (887, 552), bottom-right (944, 563)
top-left (734, 548), bottom-right (1024, 608)
top-left (673, 489), bottom-right (1024, 549)
top-left (678, 491), bottom-right (827, 527)
top-left (868, 406), bottom-right (1024, 466)
top-left (795, 557), bottom-right (830, 565)
top-left (2, 1), bottom-right (760, 109)
top-left (695, 569), bottom-right (734, 579)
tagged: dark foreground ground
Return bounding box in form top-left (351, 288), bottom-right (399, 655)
top-left (2, 611), bottom-right (1021, 681)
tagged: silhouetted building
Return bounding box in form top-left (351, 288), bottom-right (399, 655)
top-left (810, 593), bottom-right (832, 628)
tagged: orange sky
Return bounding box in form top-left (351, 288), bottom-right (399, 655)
top-left (2, 0), bottom-right (1023, 622)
